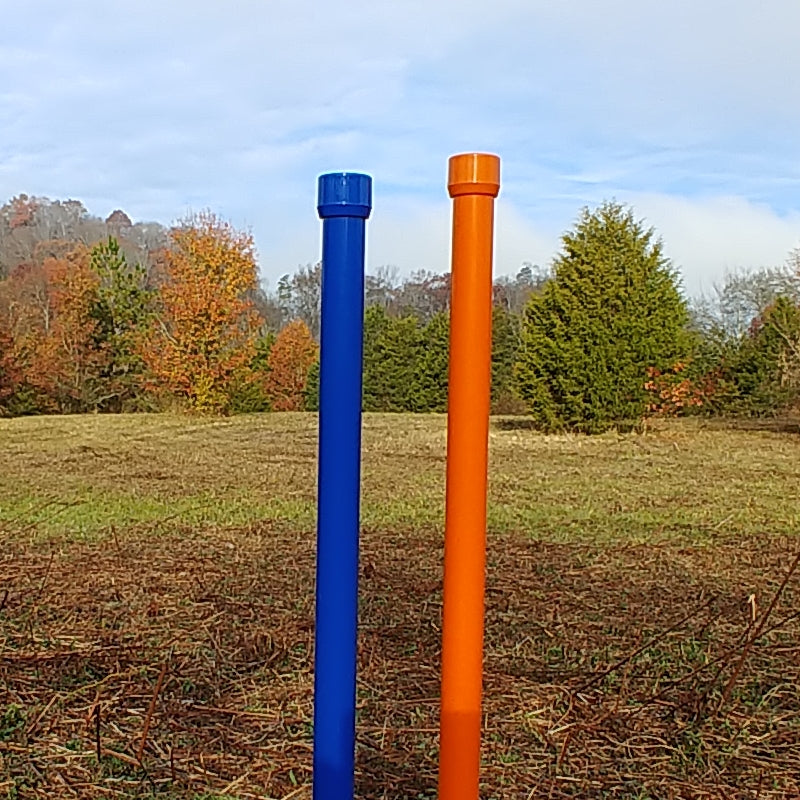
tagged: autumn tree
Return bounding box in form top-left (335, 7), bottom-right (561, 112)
top-left (264, 320), bottom-right (318, 411)
top-left (0, 195), bottom-right (40, 277)
top-left (140, 212), bottom-right (262, 413)
top-left (39, 253), bottom-right (112, 411)
top-left (1, 249), bottom-right (111, 413)
top-left (0, 262), bottom-right (51, 412)
top-left (0, 314), bottom-right (19, 413)
top-left (0, 194), bottom-right (169, 285)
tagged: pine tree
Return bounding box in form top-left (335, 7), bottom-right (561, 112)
top-left (229, 329), bottom-right (276, 413)
top-left (516, 201), bottom-right (690, 432)
top-left (304, 358), bottom-right (320, 412)
top-left (362, 306), bottom-right (423, 411)
top-left (414, 311), bottom-right (449, 412)
top-left (491, 306), bottom-right (525, 413)
top-left (89, 237), bottom-right (152, 410)
top-left (723, 295), bottom-right (800, 414)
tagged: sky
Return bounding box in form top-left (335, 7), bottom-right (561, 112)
top-left (1, 0), bottom-right (799, 297)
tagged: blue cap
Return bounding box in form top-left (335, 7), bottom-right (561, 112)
top-left (317, 172), bottom-right (372, 219)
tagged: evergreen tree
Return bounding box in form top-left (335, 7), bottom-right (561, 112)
top-left (362, 306), bottom-right (423, 411)
top-left (491, 306), bottom-right (525, 413)
top-left (89, 237), bottom-right (152, 410)
top-left (304, 357), bottom-right (320, 412)
top-left (516, 201), bottom-right (690, 432)
top-left (229, 329), bottom-right (276, 413)
top-left (722, 295), bottom-right (800, 414)
top-left (414, 311), bottom-right (449, 412)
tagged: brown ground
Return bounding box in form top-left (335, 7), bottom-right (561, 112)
top-left (2, 525), bottom-right (798, 799)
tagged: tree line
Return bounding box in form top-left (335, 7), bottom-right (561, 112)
top-left (1, 193), bottom-right (799, 430)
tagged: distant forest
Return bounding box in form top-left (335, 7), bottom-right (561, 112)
top-left (1, 194), bottom-right (799, 429)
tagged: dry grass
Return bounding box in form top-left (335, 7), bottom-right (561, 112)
top-left (1, 413), bottom-right (799, 798)
top-left (1, 412), bottom-right (800, 542)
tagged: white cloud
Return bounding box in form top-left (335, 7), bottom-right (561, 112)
top-left (625, 193), bottom-right (800, 294)
top-left (1, 0), bottom-right (799, 295)
top-left (494, 200), bottom-right (558, 276)
top-left (367, 200), bottom-right (449, 275)
top-left (254, 193), bottom-right (555, 287)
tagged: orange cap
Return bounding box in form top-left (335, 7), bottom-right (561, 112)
top-left (447, 152), bottom-right (501, 198)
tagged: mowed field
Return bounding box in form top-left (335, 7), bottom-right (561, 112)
top-left (1, 413), bottom-right (799, 799)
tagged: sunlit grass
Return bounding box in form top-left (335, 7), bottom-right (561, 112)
top-left (1, 412), bottom-right (799, 542)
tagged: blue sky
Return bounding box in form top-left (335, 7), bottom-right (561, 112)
top-left (1, 0), bottom-right (799, 296)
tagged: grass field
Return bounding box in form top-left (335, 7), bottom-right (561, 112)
top-left (1, 413), bottom-right (799, 798)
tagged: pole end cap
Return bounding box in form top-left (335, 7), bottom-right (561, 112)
top-left (317, 172), bottom-right (372, 219)
top-left (447, 153), bottom-right (500, 198)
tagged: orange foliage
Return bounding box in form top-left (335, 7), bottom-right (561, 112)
top-left (140, 212), bottom-right (262, 413)
top-left (644, 362), bottom-right (716, 416)
top-left (265, 320), bottom-right (318, 411)
top-left (1, 262), bottom-right (51, 360)
top-left (0, 314), bottom-right (19, 407)
top-left (35, 254), bottom-right (108, 409)
top-left (0, 248), bottom-right (108, 411)
top-left (8, 194), bottom-right (36, 229)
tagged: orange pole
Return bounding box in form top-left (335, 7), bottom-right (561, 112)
top-left (438, 152), bottom-right (500, 800)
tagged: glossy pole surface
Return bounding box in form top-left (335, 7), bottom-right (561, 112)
top-left (313, 172), bottom-right (371, 800)
top-left (438, 153), bottom-right (500, 800)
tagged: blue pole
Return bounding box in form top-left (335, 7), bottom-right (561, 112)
top-left (313, 172), bottom-right (372, 800)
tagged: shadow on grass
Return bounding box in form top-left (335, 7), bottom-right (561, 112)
top-left (492, 416), bottom-right (643, 433)
top-left (701, 415), bottom-right (800, 435)
top-left (495, 413), bottom-right (800, 436)
top-left (492, 417), bottom-right (538, 431)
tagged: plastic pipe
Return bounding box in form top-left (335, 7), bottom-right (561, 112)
top-left (438, 153), bottom-right (500, 800)
top-left (313, 172), bottom-right (372, 800)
